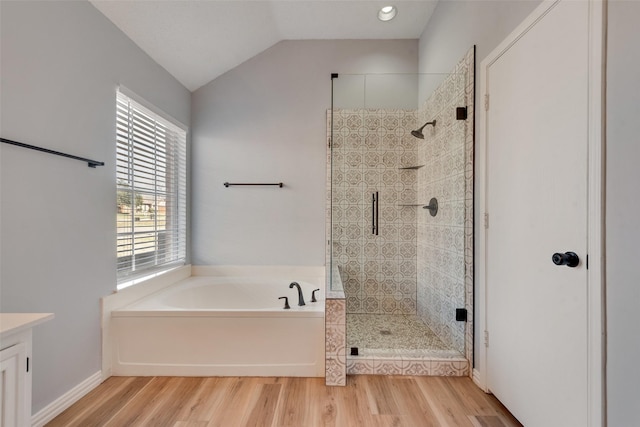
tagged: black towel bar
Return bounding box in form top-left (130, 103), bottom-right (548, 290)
top-left (1, 137), bottom-right (104, 168)
top-left (224, 182), bottom-right (283, 188)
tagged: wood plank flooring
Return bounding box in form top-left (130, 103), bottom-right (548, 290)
top-left (46, 376), bottom-right (522, 427)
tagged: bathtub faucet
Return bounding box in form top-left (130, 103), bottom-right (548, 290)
top-left (289, 282), bottom-right (306, 306)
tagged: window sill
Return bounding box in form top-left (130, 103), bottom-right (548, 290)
top-left (117, 265), bottom-right (183, 291)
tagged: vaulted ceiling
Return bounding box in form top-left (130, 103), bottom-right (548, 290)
top-left (90, 1), bottom-right (438, 91)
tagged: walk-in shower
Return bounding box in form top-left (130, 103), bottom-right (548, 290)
top-left (327, 48), bottom-right (475, 377)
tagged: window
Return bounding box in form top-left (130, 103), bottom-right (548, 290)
top-left (116, 89), bottom-right (187, 284)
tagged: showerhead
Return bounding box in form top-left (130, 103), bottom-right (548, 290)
top-left (411, 120), bottom-right (436, 139)
top-left (411, 129), bottom-right (425, 139)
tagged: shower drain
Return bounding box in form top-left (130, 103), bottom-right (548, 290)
top-left (380, 330), bottom-right (392, 336)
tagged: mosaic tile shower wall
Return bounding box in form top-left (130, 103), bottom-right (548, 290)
top-left (331, 109), bottom-right (418, 315)
top-left (416, 48), bottom-right (475, 356)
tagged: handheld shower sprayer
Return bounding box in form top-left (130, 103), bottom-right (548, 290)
top-left (411, 120), bottom-right (436, 139)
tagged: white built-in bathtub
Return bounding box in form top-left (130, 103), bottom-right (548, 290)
top-left (107, 266), bottom-right (325, 377)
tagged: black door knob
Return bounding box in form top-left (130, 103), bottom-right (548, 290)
top-left (552, 252), bottom-right (579, 268)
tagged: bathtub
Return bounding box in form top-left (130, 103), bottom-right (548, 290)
top-left (108, 268), bottom-right (325, 377)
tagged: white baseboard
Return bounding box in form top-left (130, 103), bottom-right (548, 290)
top-left (31, 371), bottom-right (103, 427)
top-left (473, 368), bottom-right (486, 391)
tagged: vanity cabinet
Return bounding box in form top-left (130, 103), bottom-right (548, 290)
top-left (0, 313), bottom-right (54, 427)
top-left (1, 342), bottom-right (27, 426)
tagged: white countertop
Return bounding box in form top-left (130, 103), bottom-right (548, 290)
top-left (0, 313), bottom-right (54, 339)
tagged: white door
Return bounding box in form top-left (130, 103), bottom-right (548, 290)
top-left (485, 1), bottom-right (591, 426)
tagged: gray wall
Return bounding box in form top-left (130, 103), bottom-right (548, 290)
top-left (418, 0), bottom-right (540, 103)
top-left (0, 1), bottom-right (190, 414)
top-left (417, 0), bottom-right (541, 367)
top-left (606, 1), bottom-right (640, 425)
top-left (191, 40), bottom-right (418, 266)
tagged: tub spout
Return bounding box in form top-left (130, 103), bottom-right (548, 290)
top-left (289, 282), bottom-right (306, 306)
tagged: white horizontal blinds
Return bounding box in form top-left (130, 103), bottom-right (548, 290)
top-left (116, 90), bottom-right (187, 281)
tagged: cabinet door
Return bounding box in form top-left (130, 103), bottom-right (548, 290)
top-left (1, 343), bottom-right (27, 427)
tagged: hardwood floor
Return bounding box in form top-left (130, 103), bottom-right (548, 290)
top-left (46, 376), bottom-right (522, 427)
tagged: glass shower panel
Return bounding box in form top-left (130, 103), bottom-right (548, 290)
top-left (416, 71), bottom-right (469, 354)
top-left (362, 74), bottom-right (418, 110)
top-left (331, 75), bottom-right (366, 308)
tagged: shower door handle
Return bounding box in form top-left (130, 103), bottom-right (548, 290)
top-left (375, 191), bottom-right (380, 236)
top-left (372, 192), bottom-right (379, 235)
top-left (371, 193), bottom-right (375, 234)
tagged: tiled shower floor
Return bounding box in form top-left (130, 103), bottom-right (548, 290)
top-left (345, 314), bottom-right (469, 376)
top-left (346, 314), bottom-right (469, 376)
top-left (346, 314), bottom-right (463, 359)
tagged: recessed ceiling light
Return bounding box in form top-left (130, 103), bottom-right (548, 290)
top-left (378, 5), bottom-right (397, 22)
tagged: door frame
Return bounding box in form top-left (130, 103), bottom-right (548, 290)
top-left (475, 1), bottom-right (606, 425)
